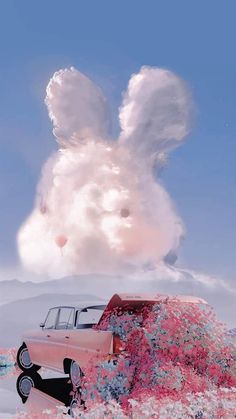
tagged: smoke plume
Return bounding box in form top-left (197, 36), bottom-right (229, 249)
top-left (18, 66), bottom-right (193, 278)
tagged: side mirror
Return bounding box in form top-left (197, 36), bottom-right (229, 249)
top-left (40, 322), bottom-right (45, 328)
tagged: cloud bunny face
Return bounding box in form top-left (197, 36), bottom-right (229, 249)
top-left (17, 66), bottom-right (192, 278)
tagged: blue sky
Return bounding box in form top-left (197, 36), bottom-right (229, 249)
top-left (0, 1), bottom-right (235, 283)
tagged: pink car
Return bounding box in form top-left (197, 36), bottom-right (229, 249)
top-left (16, 293), bottom-right (206, 387)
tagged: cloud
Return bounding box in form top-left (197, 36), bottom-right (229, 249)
top-left (119, 66), bottom-right (193, 159)
top-left (17, 66), bottom-right (192, 278)
top-left (45, 67), bottom-right (110, 146)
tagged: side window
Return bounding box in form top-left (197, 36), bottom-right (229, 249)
top-left (44, 309), bottom-right (58, 330)
top-left (77, 308), bottom-right (103, 327)
top-left (56, 308), bottom-right (74, 330)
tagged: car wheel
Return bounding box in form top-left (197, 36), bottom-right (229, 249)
top-left (16, 371), bottom-right (42, 404)
top-left (69, 360), bottom-right (82, 388)
top-left (17, 343), bottom-right (41, 372)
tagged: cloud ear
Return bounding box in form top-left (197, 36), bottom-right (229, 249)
top-left (118, 66), bottom-right (193, 159)
top-left (45, 67), bottom-right (110, 147)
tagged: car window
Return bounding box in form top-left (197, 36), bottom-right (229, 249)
top-left (77, 308), bottom-right (104, 327)
top-left (44, 308), bottom-right (59, 329)
top-left (56, 308), bottom-right (74, 329)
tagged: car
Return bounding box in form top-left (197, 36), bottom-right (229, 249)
top-left (17, 303), bottom-right (110, 387)
top-left (17, 293), bottom-right (207, 387)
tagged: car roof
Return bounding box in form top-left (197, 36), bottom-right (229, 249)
top-left (117, 293), bottom-right (207, 303)
top-left (104, 293), bottom-right (207, 312)
top-left (49, 304), bottom-right (107, 311)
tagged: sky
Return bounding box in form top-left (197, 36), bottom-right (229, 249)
top-left (0, 1), bottom-right (235, 286)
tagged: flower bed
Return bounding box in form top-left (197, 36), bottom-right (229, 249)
top-left (0, 347), bottom-right (16, 368)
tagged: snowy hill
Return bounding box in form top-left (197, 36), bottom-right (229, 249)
top-left (0, 274), bottom-right (123, 306)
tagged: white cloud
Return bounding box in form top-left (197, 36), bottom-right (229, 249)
top-left (119, 66), bottom-right (193, 159)
top-left (17, 66), bottom-right (192, 278)
top-left (45, 67), bottom-right (110, 146)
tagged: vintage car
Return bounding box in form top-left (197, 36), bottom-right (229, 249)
top-left (17, 303), bottom-right (109, 387)
top-left (17, 293), bottom-right (206, 387)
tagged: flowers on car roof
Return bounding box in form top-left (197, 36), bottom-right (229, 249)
top-left (81, 300), bottom-right (236, 416)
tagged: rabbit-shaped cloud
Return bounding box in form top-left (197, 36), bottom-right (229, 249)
top-left (17, 66), bottom-right (192, 278)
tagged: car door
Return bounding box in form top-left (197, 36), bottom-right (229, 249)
top-left (27, 308), bottom-right (59, 369)
top-left (66, 308), bottom-right (113, 369)
top-left (49, 307), bottom-right (75, 371)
